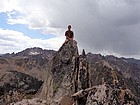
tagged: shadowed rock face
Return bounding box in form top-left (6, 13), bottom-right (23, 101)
top-left (0, 71), bottom-right (43, 95)
top-left (0, 71), bottom-right (43, 104)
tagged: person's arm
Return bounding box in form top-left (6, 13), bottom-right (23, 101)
top-left (72, 31), bottom-right (74, 38)
top-left (65, 31), bottom-right (67, 36)
top-left (65, 31), bottom-right (69, 40)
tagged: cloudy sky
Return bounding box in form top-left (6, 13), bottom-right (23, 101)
top-left (0, 0), bottom-right (140, 59)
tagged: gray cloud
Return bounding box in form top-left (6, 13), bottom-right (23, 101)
top-left (0, 28), bottom-right (64, 54)
top-left (48, 0), bottom-right (140, 57)
top-left (1, 0), bottom-right (140, 58)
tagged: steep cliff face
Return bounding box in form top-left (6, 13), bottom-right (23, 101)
top-left (40, 40), bottom-right (139, 105)
top-left (40, 40), bottom-right (79, 105)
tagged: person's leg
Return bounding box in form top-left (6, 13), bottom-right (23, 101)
top-left (63, 38), bottom-right (69, 45)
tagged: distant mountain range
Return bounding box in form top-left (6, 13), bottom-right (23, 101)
top-left (1, 47), bottom-right (55, 59)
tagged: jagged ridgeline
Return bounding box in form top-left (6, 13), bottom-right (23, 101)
top-left (0, 40), bottom-right (139, 105)
top-left (40, 40), bottom-right (139, 105)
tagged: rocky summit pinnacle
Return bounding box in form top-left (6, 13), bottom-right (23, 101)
top-left (40, 40), bottom-right (139, 105)
top-left (40, 40), bottom-right (79, 105)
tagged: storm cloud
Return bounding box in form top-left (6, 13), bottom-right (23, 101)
top-left (0, 0), bottom-right (140, 58)
top-left (49, 0), bottom-right (140, 57)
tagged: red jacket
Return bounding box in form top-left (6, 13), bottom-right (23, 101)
top-left (65, 30), bottom-right (74, 38)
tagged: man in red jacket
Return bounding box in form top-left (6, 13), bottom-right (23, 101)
top-left (62, 25), bottom-right (76, 47)
top-left (65, 25), bottom-right (74, 40)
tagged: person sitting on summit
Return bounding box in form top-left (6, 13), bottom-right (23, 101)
top-left (64, 25), bottom-right (74, 43)
top-left (60, 25), bottom-right (77, 50)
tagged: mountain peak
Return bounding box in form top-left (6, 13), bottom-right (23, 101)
top-left (40, 40), bottom-right (79, 103)
top-left (40, 40), bottom-right (139, 105)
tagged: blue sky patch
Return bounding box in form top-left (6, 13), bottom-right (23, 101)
top-left (0, 12), bottom-right (55, 39)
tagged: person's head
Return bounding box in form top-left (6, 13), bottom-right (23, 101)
top-left (68, 25), bottom-right (71, 30)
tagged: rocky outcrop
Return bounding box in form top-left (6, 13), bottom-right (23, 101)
top-left (40, 40), bottom-right (79, 105)
top-left (40, 40), bottom-right (139, 105)
top-left (87, 53), bottom-right (140, 100)
top-left (71, 59), bottom-right (139, 105)
top-left (86, 61), bottom-right (138, 105)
